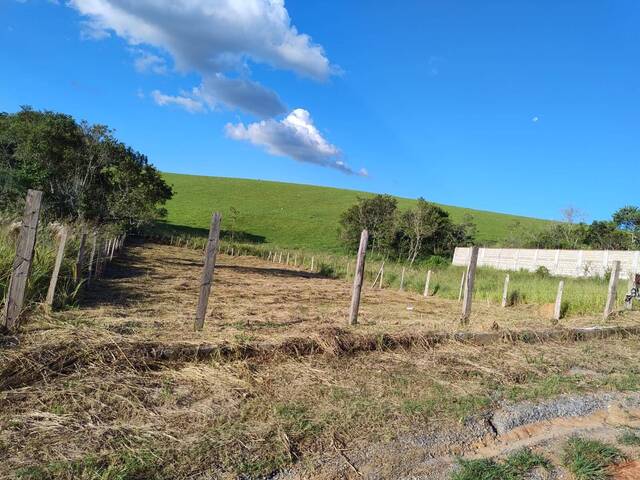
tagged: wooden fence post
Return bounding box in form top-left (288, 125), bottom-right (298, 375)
top-left (311, 256), bottom-right (315, 271)
top-left (46, 226), bottom-right (69, 306)
top-left (379, 263), bottom-right (384, 289)
top-left (458, 269), bottom-right (467, 302)
top-left (194, 212), bottom-right (222, 331)
top-left (626, 272), bottom-right (636, 311)
top-left (87, 232), bottom-right (98, 282)
top-left (461, 246), bottom-right (479, 324)
top-left (501, 274), bottom-right (510, 308)
top-left (423, 270), bottom-right (432, 297)
top-left (604, 260), bottom-right (621, 319)
top-left (74, 230), bottom-right (87, 284)
top-left (3, 189), bottom-right (43, 330)
top-left (348, 230), bottom-right (369, 326)
top-left (399, 267), bottom-right (406, 291)
top-left (553, 280), bottom-right (564, 320)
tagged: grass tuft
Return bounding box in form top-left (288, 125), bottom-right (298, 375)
top-left (452, 448), bottom-right (550, 480)
top-left (562, 437), bottom-right (626, 480)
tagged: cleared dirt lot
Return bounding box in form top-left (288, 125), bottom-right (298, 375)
top-left (2, 242), bottom-right (640, 479)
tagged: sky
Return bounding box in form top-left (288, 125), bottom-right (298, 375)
top-left (1, 0), bottom-right (639, 222)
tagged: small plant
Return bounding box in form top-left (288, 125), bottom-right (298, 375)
top-left (451, 448), bottom-right (550, 480)
top-left (317, 262), bottom-right (336, 278)
top-left (562, 437), bottom-right (626, 480)
top-left (618, 429), bottom-right (640, 446)
top-left (535, 266), bottom-right (551, 278)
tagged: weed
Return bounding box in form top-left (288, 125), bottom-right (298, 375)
top-left (452, 448), bottom-right (550, 480)
top-left (562, 437), bottom-right (626, 480)
top-left (618, 429), bottom-right (640, 446)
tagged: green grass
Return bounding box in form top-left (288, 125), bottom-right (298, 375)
top-left (618, 429), bottom-right (640, 446)
top-left (160, 173), bottom-right (552, 252)
top-left (562, 437), bottom-right (626, 480)
top-left (451, 448), bottom-right (550, 480)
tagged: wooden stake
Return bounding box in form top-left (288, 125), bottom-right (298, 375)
top-left (379, 263), bottom-right (384, 289)
top-left (461, 246), bottom-right (479, 324)
top-left (423, 270), bottom-right (432, 297)
top-left (75, 230), bottom-right (87, 284)
top-left (458, 269), bottom-right (467, 302)
top-left (604, 260), bottom-right (621, 320)
top-left (46, 226), bottom-right (69, 306)
top-left (553, 280), bottom-right (564, 320)
top-left (501, 274), bottom-right (510, 308)
top-left (399, 267), bottom-right (406, 291)
top-left (311, 256), bottom-right (315, 271)
top-left (371, 262), bottom-right (385, 288)
top-left (348, 230), bottom-right (369, 326)
top-left (87, 232), bottom-right (98, 282)
top-left (3, 189), bottom-right (43, 330)
top-left (195, 212), bottom-right (222, 331)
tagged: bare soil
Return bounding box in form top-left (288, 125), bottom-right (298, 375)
top-left (2, 242), bottom-right (640, 479)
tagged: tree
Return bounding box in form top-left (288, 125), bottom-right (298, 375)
top-left (397, 198), bottom-right (451, 264)
top-left (0, 107), bottom-right (173, 227)
top-left (613, 206), bottom-right (640, 247)
top-left (339, 195), bottom-right (397, 253)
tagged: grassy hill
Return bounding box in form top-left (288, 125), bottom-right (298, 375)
top-left (160, 173), bottom-right (552, 252)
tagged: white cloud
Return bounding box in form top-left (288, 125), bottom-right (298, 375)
top-left (67, 0), bottom-right (336, 116)
top-left (532, 116), bottom-right (540, 123)
top-left (151, 90), bottom-right (205, 113)
top-left (131, 49), bottom-right (168, 75)
top-left (226, 108), bottom-right (364, 175)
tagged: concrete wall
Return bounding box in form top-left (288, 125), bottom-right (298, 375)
top-left (453, 247), bottom-right (640, 279)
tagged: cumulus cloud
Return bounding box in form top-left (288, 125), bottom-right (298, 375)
top-left (226, 109), bottom-right (364, 175)
top-left (151, 90), bottom-right (205, 113)
top-left (68, 0), bottom-right (335, 116)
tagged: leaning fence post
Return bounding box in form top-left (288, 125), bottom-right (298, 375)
top-left (458, 269), bottom-right (466, 302)
top-left (501, 274), bottom-right (510, 308)
top-left (553, 280), bottom-right (565, 320)
top-left (423, 270), bottom-right (432, 297)
top-left (399, 267), bottom-right (406, 291)
top-left (348, 230), bottom-right (369, 326)
top-left (461, 246), bottom-right (479, 324)
top-left (604, 260), bottom-right (621, 319)
top-left (3, 189), bottom-right (43, 330)
top-left (87, 232), bottom-right (98, 282)
top-left (195, 212), bottom-right (222, 331)
top-left (46, 225), bottom-right (69, 307)
top-left (74, 230), bottom-right (87, 284)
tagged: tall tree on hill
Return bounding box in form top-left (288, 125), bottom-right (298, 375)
top-left (339, 194), bottom-right (397, 253)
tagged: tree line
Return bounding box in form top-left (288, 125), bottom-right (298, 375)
top-left (0, 107), bottom-right (173, 228)
top-left (506, 206), bottom-right (640, 251)
top-left (338, 194), bottom-right (475, 264)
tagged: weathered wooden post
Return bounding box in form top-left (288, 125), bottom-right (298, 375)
top-left (553, 280), bottom-right (565, 320)
top-left (423, 270), bottom-right (432, 297)
top-left (194, 212), bottom-right (222, 331)
top-left (87, 232), bottom-right (98, 282)
top-left (3, 190), bottom-right (43, 330)
top-left (501, 274), bottom-right (510, 308)
top-left (458, 269), bottom-right (467, 302)
top-left (46, 226), bottom-right (69, 306)
top-left (348, 230), bottom-right (369, 326)
top-left (379, 263), bottom-right (384, 289)
top-left (74, 230), bottom-right (87, 284)
top-left (311, 256), bottom-right (315, 271)
top-left (399, 267), bottom-right (406, 291)
top-left (461, 246), bottom-right (479, 324)
top-left (604, 260), bottom-right (621, 319)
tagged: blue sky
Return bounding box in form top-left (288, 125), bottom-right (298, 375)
top-left (1, 0), bottom-right (639, 222)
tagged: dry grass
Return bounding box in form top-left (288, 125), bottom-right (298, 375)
top-left (2, 242), bottom-right (640, 479)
